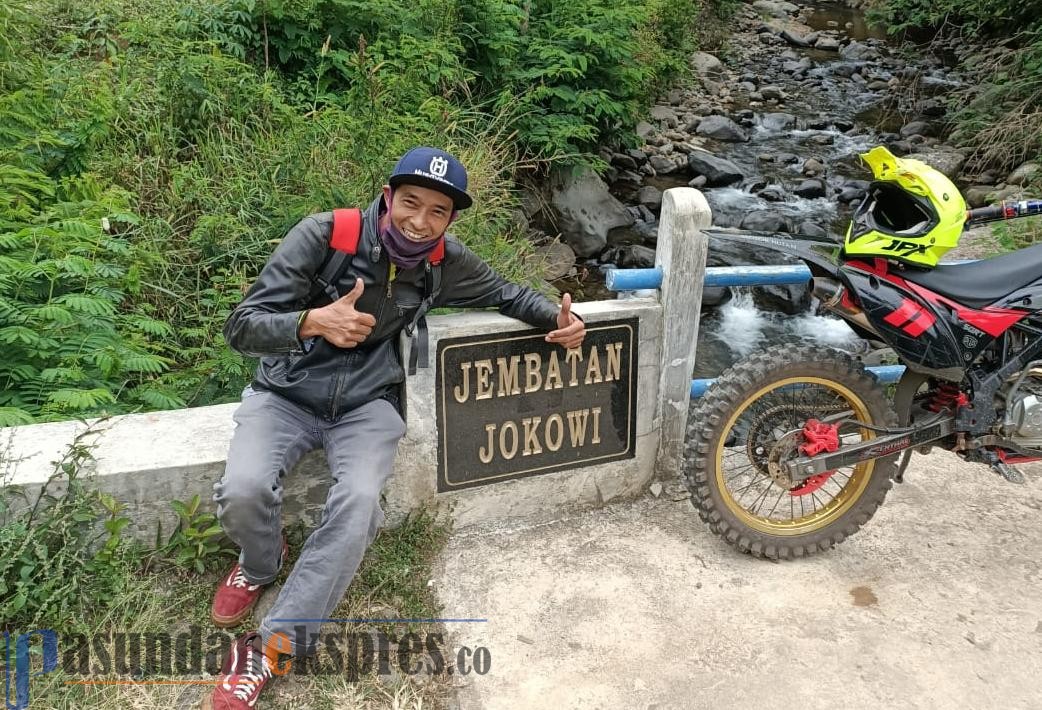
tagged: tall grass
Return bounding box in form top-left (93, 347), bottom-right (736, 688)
top-left (1, 0), bottom-right (715, 421)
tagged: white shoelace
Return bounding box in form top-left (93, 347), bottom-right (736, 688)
top-left (224, 643), bottom-right (271, 703)
top-left (228, 566), bottom-right (259, 591)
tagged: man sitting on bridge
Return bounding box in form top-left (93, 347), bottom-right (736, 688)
top-left (204, 146), bottom-right (585, 710)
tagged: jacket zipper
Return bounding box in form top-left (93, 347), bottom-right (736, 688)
top-left (375, 261), bottom-right (392, 323)
top-left (331, 262), bottom-right (391, 419)
top-left (329, 359), bottom-right (347, 419)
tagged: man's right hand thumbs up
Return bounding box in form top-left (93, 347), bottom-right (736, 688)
top-left (299, 278), bottom-right (377, 348)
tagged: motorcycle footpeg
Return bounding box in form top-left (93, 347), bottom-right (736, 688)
top-left (991, 461), bottom-right (1026, 485)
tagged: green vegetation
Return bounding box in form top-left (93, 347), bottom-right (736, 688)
top-left (869, 0), bottom-right (1036, 35)
top-left (0, 0), bottom-right (722, 424)
top-left (871, 1), bottom-right (1042, 250)
top-left (871, 1), bottom-right (1042, 182)
top-left (1, 435), bottom-right (452, 708)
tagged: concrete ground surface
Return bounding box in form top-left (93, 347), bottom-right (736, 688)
top-left (433, 451), bottom-right (1042, 710)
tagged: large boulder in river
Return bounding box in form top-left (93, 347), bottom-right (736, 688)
top-left (695, 115), bottom-right (749, 142)
top-left (550, 167), bottom-right (634, 257)
top-left (687, 150), bottom-right (744, 186)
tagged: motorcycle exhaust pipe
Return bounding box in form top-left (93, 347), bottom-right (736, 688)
top-left (812, 277), bottom-right (881, 337)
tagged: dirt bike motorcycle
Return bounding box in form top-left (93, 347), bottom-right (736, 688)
top-left (683, 146), bottom-right (1042, 560)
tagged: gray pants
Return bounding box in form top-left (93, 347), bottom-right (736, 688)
top-left (214, 387), bottom-right (406, 654)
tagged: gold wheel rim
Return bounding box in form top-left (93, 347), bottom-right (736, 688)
top-left (714, 376), bottom-right (876, 536)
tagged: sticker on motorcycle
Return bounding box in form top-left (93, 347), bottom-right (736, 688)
top-left (882, 298), bottom-right (936, 336)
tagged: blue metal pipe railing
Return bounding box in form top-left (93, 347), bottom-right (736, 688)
top-left (605, 262), bottom-right (973, 292)
top-left (704, 265), bottom-right (811, 287)
top-left (602, 262), bottom-right (907, 398)
top-left (605, 267), bottom-right (662, 291)
top-left (604, 264), bottom-right (813, 291)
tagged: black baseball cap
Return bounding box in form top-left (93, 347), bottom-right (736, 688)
top-left (388, 146), bottom-right (473, 210)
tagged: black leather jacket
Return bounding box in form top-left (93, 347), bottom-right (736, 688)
top-left (224, 197), bottom-right (560, 419)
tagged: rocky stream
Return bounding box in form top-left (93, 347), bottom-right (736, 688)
top-left (532, 0), bottom-right (1038, 379)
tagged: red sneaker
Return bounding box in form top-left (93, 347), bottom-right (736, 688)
top-left (201, 632), bottom-right (272, 710)
top-left (211, 538), bottom-right (288, 628)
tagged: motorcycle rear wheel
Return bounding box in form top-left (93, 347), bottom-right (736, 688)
top-left (682, 345), bottom-right (898, 560)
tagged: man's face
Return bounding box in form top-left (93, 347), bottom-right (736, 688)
top-left (383, 183), bottom-right (455, 242)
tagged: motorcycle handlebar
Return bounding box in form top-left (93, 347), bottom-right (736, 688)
top-left (965, 200), bottom-right (1042, 225)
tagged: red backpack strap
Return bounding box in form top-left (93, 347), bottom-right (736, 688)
top-left (330, 208), bottom-right (362, 253)
top-left (429, 237), bottom-right (445, 265)
top-left (307, 209), bottom-right (362, 306)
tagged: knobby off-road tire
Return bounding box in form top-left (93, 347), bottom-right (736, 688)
top-left (682, 345), bottom-right (898, 560)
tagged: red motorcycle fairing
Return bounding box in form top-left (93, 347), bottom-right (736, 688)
top-left (842, 259), bottom-right (1029, 380)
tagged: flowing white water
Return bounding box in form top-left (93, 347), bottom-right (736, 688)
top-left (697, 290), bottom-right (864, 377)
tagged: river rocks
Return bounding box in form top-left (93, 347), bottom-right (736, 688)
top-left (648, 154), bottom-right (678, 174)
top-left (584, 0), bottom-right (986, 323)
top-left (649, 105), bottom-right (678, 126)
top-left (695, 115), bottom-right (749, 142)
top-left (759, 85), bottom-right (786, 100)
top-left (635, 121), bottom-right (655, 138)
top-left (1007, 162), bottom-right (1040, 186)
top-left (916, 98), bottom-right (946, 117)
top-left (838, 185), bottom-right (866, 203)
top-left (604, 244), bottom-right (657, 269)
top-left (801, 158), bottom-right (825, 176)
top-left (741, 210), bottom-right (791, 232)
top-left (637, 186), bottom-right (663, 211)
top-left (815, 36), bottom-right (840, 51)
top-left (758, 185), bottom-right (787, 202)
top-left (550, 167), bottom-right (634, 257)
top-left (905, 148), bottom-right (966, 179)
top-left (752, 0), bottom-right (797, 18)
top-left (688, 51), bottom-right (724, 80)
top-left (793, 179), bottom-right (826, 198)
top-left (899, 120), bottom-right (933, 137)
top-left (782, 57), bottom-right (814, 75)
top-left (797, 221), bottom-right (828, 238)
top-left (992, 184), bottom-right (1030, 202)
top-left (780, 30), bottom-right (812, 48)
top-left (840, 41), bottom-right (881, 61)
top-left (611, 153), bottom-right (638, 170)
top-left (534, 241), bottom-right (577, 281)
top-left (831, 63), bottom-right (858, 78)
top-left (963, 186), bottom-right (994, 208)
top-left (687, 151), bottom-right (744, 186)
top-left (804, 133), bottom-right (835, 146)
top-left (626, 148), bottom-right (648, 165)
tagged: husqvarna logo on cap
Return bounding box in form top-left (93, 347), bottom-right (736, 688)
top-left (389, 146), bottom-right (474, 209)
top-left (429, 156), bottom-right (448, 178)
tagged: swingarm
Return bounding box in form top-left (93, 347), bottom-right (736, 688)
top-left (782, 416), bottom-right (957, 482)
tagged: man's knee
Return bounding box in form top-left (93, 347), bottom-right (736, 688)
top-left (214, 464), bottom-right (281, 522)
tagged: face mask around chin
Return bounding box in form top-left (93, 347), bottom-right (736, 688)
top-left (381, 219), bottom-right (440, 269)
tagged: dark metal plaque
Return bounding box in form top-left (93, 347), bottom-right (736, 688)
top-left (435, 318), bottom-right (638, 492)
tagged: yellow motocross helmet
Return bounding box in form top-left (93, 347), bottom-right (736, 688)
top-left (844, 146), bottom-right (967, 268)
